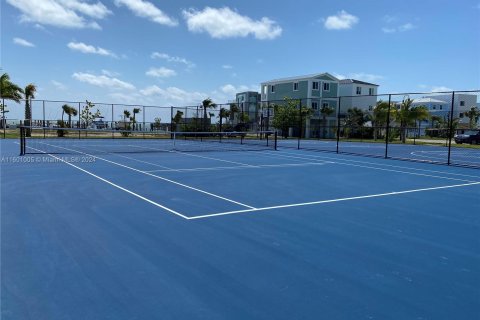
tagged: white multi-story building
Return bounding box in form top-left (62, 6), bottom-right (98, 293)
top-left (338, 79), bottom-right (379, 113)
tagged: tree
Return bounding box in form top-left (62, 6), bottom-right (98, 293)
top-left (132, 107), bottom-right (141, 130)
top-left (23, 83), bottom-right (36, 136)
top-left (80, 100), bottom-right (101, 129)
top-left (319, 104), bottom-right (335, 138)
top-left (153, 117), bottom-right (161, 130)
top-left (123, 109), bottom-right (131, 129)
top-left (229, 103), bottom-right (239, 124)
top-left (272, 98), bottom-right (300, 138)
top-left (465, 106), bottom-right (480, 129)
top-left (218, 107), bottom-right (231, 131)
top-left (62, 104), bottom-right (78, 127)
top-left (395, 98), bottom-right (418, 143)
top-left (201, 98), bottom-right (216, 131)
top-left (0, 73), bottom-right (24, 103)
top-left (411, 105), bottom-right (430, 138)
top-left (370, 101), bottom-right (393, 140)
top-left (172, 110), bottom-right (183, 131)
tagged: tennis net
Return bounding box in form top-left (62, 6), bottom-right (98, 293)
top-left (19, 127), bottom-right (277, 155)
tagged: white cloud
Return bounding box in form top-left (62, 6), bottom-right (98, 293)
top-left (6, 0), bottom-right (109, 29)
top-left (114, 0), bottom-right (177, 26)
top-left (333, 72), bottom-right (384, 83)
top-left (72, 72), bottom-right (135, 90)
top-left (151, 52), bottom-right (195, 68)
top-left (67, 41), bottom-right (117, 58)
top-left (146, 67), bottom-right (177, 78)
top-left (382, 15), bottom-right (397, 23)
top-left (382, 22), bottom-right (416, 33)
top-left (222, 65), bottom-right (233, 69)
top-left (101, 69), bottom-right (120, 77)
top-left (398, 23), bottom-right (415, 32)
top-left (13, 37), bottom-right (35, 47)
top-left (182, 7), bottom-right (282, 39)
top-left (140, 85), bottom-right (206, 104)
top-left (431, 86), bottom-right (453, 92)
top-left (51, 80), bottom-right (67, 90)
top-left (381, 27), bottom-right (396, 33)
top-left (324, 10), bottom-right (359, 30)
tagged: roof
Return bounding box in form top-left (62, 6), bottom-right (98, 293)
top-left (412, 97), bottom-right (448, 104)
top-left (262, 72), bottom-right (339, 84)
top-left (339, 79), bottom-right (379, 86)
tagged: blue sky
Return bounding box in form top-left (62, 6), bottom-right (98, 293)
top-left (2, 0), bottom-right (480, 120)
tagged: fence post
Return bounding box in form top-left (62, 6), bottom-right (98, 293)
top-left (42, 100), bottom-right (46, 138)
top-left (78, 102), bottom-right (81, 139)
top-left (447, 91), bottom-right (455, 165)
top-left (2, 98), bottom-right (5, 139)
top-left (297, 99), bottom-right (302, 150)
top-left (142, 106), bottom-right (146, 138)
top-left (336, 96), bottom-right (341, 153)
top-left (112, 104), bottom-right (115, 139)
top-left (384, 94), bottom-right (392, 158)
top-left (170, 106), bottom-right (174, 138)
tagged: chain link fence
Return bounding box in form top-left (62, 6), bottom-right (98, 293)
top-left (4, 90), bottom-right (479, 168)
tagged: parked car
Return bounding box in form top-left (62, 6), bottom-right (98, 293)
top-left (454, 131), bottom-right (480, 144)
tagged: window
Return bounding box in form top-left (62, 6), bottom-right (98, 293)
top-left (322, 102), bottom-right (329, 109)
top-left (459, 113), bottom-right (464, 118)
top-left (293, 82), bottom-right (299, 91)
top-left (312, 102), bottom-right (318, 110)
top-left (369, 88), bottom-right (374, 95)
top-left (356, 87), bottom-right (362, 95)
top-left (368, 105), bottom-right (373, 111)
top-left (460, 101), bottom-right (465, 106)
top-left (433, 105), bottom-right (436, 110)
top-left (312, 81), bottom-right (319, 90)
top-left (323, 82), bottom-right (330, 91)
top-left (270, 85), bottom-right (275, 93)
top-left (440, 106), bottom-right (443, 110)
top-left (262, 85), bottom-right (267, 95)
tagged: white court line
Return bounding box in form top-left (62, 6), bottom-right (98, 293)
top-left (128, 144), bottom-right (257, 167)
top-left (37, 142), bottom-right (257, 210)
top-left (99, 150), bottom-right (176, 171)
top-left (187, 181), bottom-right (480, 220)
top-left (259, 151), bottom-right (480, 183)
top-left (24, 145), bottom-right (190, 219)
top-left (144, 162), bottom-right (332, 173)
top-left (261, 150), bottom-right (480, 179)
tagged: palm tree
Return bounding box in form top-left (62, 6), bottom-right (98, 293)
top-left (395, 98), bottom-right (415, 143)
top-left (319, 104), bottom-right (335, 138)
top-left (201, 98), bottom-right (216, 131)
top-left (219, 107), bottom-right (231, 132)
top-left (411, 105), bottom-right (430, 138)
top-left (465, 106), bottom-right (480, 129)
top-left (370, 101), bottom-right (393, 140)
top-left (23, 83), bottom-right (37, 136)
top-left (132, 107), bottom-right (141, 130)
top-left (122, 110), bottom-right (130, 129)
top-left (230, 103), bottom-right (239, 124)
top-left (62, 104), bottom-right (78, 128)
top-left (0, 73), bottom-right (24, 103)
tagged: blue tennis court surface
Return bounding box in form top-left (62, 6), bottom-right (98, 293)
top-left (2, 138), bottom-right (479, 319)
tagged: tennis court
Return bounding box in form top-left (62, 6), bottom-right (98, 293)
top-left (2, 132), bottom-right (480, 319)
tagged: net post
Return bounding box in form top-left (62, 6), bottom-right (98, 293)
top-left (447, 91), bottom-right (455, 165)
top-left (19, 126), bottom-right (24, 155)
top-left (173, 131), bottom-right (176, 150)
top-left (274, 131), bottom-right (278, 150)
top-left (336, 96), bottom-right (341, 154)
top-left (170, 106), bottom-right (173, 139)
top-left (384, 94), bottom-right (392, 159)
